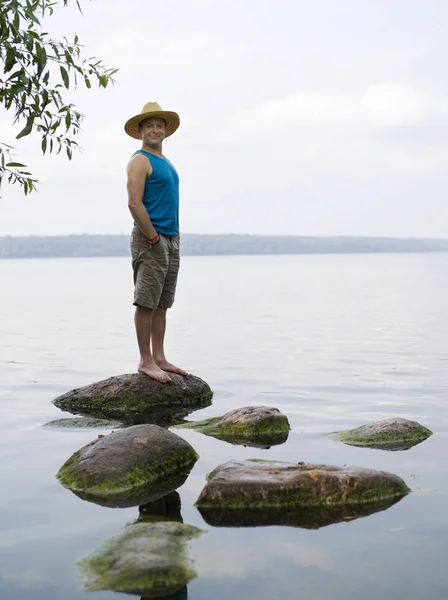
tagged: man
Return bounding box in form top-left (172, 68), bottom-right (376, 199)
top-left (125, 102), bottom-right (186, 383)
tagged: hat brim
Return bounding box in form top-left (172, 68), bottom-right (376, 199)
top-left (124, 110), bottom-right (180, 139)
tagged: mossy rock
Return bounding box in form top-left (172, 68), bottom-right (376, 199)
top-left (329, 417), bottom-right (433, 451)
top-left (174, 406), bottom-right (290, 447)
top-left (57, 424), bottom-right (199, 508)
top-left (53, 372), bottom-right (213, 425)
top-left (43, 417), bottom-right (123, 429)
top-left (78, 521), bottom-right (203, 596)
top-left (196, 459), bottom-right (410, 509)
top-left (198, 495), bottom-right (405, 530)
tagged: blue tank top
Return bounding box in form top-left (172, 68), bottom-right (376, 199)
top-left (134, 149), bottom-right (179, 236)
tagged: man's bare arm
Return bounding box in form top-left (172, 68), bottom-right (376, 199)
top-left (127, 154), bottom-right (158, 240)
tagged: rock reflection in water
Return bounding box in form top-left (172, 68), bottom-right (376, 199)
top-left (198, 495), bottom-right (405, 530)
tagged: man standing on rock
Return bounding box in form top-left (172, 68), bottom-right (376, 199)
top-left (125, 102), bottom-right (187, 383)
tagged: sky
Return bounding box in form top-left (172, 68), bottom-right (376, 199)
top-left (1, 0), bottom-right (448, 238)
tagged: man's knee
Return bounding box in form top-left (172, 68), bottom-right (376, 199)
top-left (134, 304), bottom-right (154, 314)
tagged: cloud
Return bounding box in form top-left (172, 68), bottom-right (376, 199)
top-left (99, 30), bottom-right (247, 75)
top-left (197, 537), bottom-right (333, 580)
top-left (362, 82), bottom-right (433, 126)
top-left (220, 82), bottom-right (448, 141)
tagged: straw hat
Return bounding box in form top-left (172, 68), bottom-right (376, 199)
top-left (124, 102), bottom-right (180, 139)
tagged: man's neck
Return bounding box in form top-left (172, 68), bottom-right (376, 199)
top-left (141, 143), bottom-right (163, 158)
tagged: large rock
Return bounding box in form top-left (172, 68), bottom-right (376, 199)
top-left (53, 373), bottom-right (213, 424)
top-left (175, 406), bottom-right (290, 447)
top-left (198, 496), bottom-right (405, 530)
top-left (196, 459), bottom-right (410, 510)
top-left (78, 521), bottom-right (203, 597)
top-left (329, 417), bottom-right (433, 451)
top-left (57, 424), bottom-right (198, 508)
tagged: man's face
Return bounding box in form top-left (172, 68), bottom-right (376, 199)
top-left (140, 117), bottom-right (166, 146)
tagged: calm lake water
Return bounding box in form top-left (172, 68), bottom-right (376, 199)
top-left (1, 252), bottom-right (447, 600)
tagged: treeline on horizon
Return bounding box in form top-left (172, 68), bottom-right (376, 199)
top-left (1, 233), bottom-right (448, 259)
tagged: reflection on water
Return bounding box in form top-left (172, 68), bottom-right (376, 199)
top-left (1, 254), bottom-right (448, 600)
top-left (197, 495), bottom-right (406, 529)
top-left (141, 586), bottom-right (188, 600)
top-left (138, 491), bottom-right (184, 524)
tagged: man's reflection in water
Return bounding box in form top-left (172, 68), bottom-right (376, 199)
top-left (138, 490), bottom-right (183, 523)
top-left (138, 492), bottom-right (188, 599)
top-left (141, 585), bottom-right (188, 600)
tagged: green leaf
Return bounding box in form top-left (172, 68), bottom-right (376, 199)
top-left (65, 112), bottom-right (71, 130)
top-left (16, 117), bottom-right (34, 139)
top-left (5, 48), bottom-right (16, 73)
top-left (41, 137), bottom-right (47, 155)
top-left (60, 66), bottom-right (69, 89)
top-left (6, 162), bottom-right (26, 167)
top-left (84, 76), bottom-right (91, 89)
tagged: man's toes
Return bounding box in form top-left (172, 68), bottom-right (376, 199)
top-left (159, 372), bottom-right (172, 383)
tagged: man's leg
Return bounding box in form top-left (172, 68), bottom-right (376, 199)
top-left (151, 307), bottom-right (187, 375)
top-left (135, 306), bottom-right (172, 383)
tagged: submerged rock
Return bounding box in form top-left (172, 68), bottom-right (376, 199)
top-left (198, 495), bottom-right (405, 530)
top-left (175, 406), bottom-right (290, 447)
top-left (52, 373), bottom-right (213, 424)
top-left (196, 459), bottom-right (410, 509)
top-left (329, 417), bottom-right (433, 451)
top-left (43, 417), bottom-right (123, 429)
top-left (78, 521), bottom-right (203, 597)
top-left (57, 424), bottom-right (198, 508)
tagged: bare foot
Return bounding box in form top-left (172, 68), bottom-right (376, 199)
top-left (138, 361), bottom-right (172, 383)
top-left (156, 359), bottom-right (188, 376)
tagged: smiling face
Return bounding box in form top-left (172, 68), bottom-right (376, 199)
top-left (139, 117), bottom-right (166, 150)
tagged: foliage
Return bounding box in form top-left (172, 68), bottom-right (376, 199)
top-left (0, 0), bottom-right (118, 194)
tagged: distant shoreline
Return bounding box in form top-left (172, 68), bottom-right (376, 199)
top-left (1, 233), bottom-right (448, 259)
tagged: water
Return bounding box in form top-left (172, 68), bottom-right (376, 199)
top-left (0, 252), bottom-right (447, 599)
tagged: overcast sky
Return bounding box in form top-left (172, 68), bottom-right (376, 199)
top-left (1, 0), bottom-right (448, 237)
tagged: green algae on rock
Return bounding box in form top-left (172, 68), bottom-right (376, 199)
top-left (52, 372), bottom-right (213, 424)
top-left (43, 417), bottom-right (123, 429)
top-left (198, 495), bottom-right (405, 530)
top-left (78, 521), bottom-right (203, 596)
top-left (57, 424), bottom-right (198, 508)
top-left (329, 417), bottom-right (433, 451)
top-left (196, 459), bottom-right (410, 510)
top-left (174, 406), bottom-right (290, 447)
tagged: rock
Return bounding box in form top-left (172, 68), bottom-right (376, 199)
top-left (57, 424), bottom-right (198, 508)
top-left (329, 417), bottom-right (433, 450)
top-left (78, 521), bottom-right (203, 596)
top-left (198, 495), bottom-right (405, 530)
top-left (196, 459), bottom-right (410, 510)
top-left (174, 406), bottom-right (290, 447)
top-left (52, 372), bottom-right (212, 424)
top-left (43, 417), bottom-right (123, 429)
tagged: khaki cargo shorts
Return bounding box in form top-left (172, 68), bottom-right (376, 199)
top-left (130, 226), bottom-right (180, 309)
